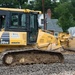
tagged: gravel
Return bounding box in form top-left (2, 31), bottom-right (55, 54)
top-left (0, 54), bottom-right (75, 75)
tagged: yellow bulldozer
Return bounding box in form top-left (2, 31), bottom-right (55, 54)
top-left (0, 7), bottom-right (74, 66)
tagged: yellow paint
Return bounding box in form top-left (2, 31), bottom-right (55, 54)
top-left (0, 8), bottom-right (42, 14)
top-left (0, 31), bottom-right (27, 53)
top-left (36, 29), bottom-right (61, 50)
top-left (10, 32), bottom-right (27, 45)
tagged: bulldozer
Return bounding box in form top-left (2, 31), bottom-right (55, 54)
top-left (0, 8), bottom-right (65, 65)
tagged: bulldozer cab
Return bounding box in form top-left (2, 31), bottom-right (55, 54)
top-left (0, 8), bottom-right (40, 44)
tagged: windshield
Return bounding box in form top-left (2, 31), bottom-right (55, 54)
top-left (10, 13), bottom-right (26, 29)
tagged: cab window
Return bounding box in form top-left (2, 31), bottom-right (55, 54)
top-left (10, 13), bottom-right (26, 29)
top-left (20, 14), bottom-right (26, 28)
top-left (11, 13), bottom-right (18, 28)
top-left (30, 14), bottom-right (35, 29)
top-left (29, 14), bottom-right (38, 42)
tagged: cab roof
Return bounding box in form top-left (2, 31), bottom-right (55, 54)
top-left (0, 8), bottom-right (42, 14)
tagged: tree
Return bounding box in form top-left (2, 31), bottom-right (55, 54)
top-left (60, 0), bottom-right (71, 3)
top-left (55, 2), bottom-right (75, 32)
top-left (0, 0), bottom-right (28, 8)
top-left (33, 0), bottom-right (58, 18)
top-left (71, 0), bottom-right (75, 19)
top-left (17, 0), bottom-right (28, 8)
top-left (22, 1), bottom-right (34, 9)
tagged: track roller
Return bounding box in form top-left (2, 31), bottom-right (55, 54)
top-left (3, 54), bottom-right (14, 65)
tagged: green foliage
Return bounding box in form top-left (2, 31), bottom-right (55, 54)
top-left (55, 2), bottom-right (75, 32)
top-left (34, 0), bottom-right (58, 18)
top-left (60, 0), bottom-right (70, 3)
top-left (34, 0), bottom-right (52, 11)
top-left (0, 0), bottom-right (27, 8)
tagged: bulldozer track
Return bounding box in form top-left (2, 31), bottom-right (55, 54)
top-left (1, 48), bottom-right (64, 66)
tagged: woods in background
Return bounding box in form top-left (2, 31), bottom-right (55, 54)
top-left (0, 0), bottom-right (75, 32)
